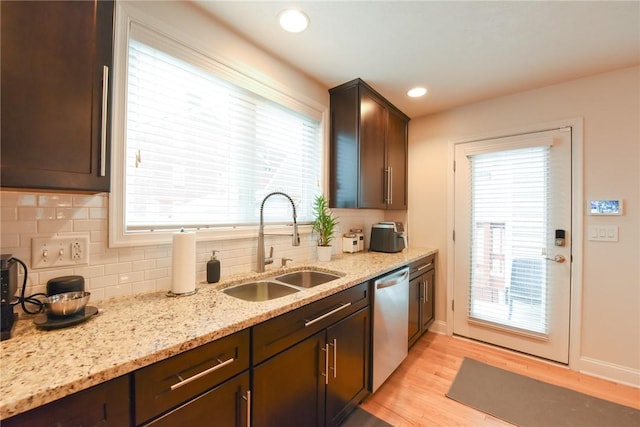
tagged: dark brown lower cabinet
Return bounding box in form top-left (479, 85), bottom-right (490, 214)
top-left (144, 372), bottom-right (249, 427)
top-left (408, 255), bottom-right (436, 348)
top-left (252, 306), bottom-right (370, 427)
top-left (2, 375), bottom-right (130, 427)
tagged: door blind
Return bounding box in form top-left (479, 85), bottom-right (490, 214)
top-left (468, 146), bottom-right (550, 335)
top-left (125, 34), bottom-right (322, 231)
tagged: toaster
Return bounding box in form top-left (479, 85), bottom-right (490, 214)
top-left (369, 222), bottom-right (406, 253)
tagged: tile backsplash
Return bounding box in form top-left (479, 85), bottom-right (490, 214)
top-left (1, 190), bottom-right (386, 306)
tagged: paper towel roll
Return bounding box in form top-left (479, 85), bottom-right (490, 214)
top-left (171, 231), bottom-right (196, 295)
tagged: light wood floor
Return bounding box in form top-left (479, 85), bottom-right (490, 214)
top-left (360, 332), bottom-right (640, 426)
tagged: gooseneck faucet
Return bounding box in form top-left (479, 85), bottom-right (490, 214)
top-left (257, 192), bottom-right (300, 272)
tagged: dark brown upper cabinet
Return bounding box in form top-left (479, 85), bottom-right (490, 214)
top-left (1, 0), bottom-right (114, 192)
top-left (329, 79), bottom-right (409, 210)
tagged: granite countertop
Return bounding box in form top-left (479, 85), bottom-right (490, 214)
top-left (0, 247), bottom-right (436, 420)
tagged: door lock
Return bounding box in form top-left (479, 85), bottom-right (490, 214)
top-left (545, 255), bottom-right (566, 263)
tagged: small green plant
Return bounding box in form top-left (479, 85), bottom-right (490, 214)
top-left (312, 194), bottom-right (338, 247)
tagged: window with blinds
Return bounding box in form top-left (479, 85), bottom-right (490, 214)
top-left (123, 27), bottom-right (322, 232)
top-left (468, 146), bottom-right (550, 335)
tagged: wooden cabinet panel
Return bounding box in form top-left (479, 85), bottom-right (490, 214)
top-left (329, 78), bottom-right (409, 210)
top-left (386, 109), bottom-right (408, 209)
top-left (2, 375), bottom-right (130, 427)
top-left (358, 88), bottom-right (387, 209)
top-left (408, 275), bottom-right (422, 345)
top-left (252, 331), bottom-right (326, 427)
top-left (135, 329), bottom-right (250, 425)
top-left (0, 0), bottom-right (113, 192)
top-left (144, 372), bottom-right (249, 427)
top-left (408, 254), bottom-right (436, 347)
top-left (326, 307), bottom-right (370, 426)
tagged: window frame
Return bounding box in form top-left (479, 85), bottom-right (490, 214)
top-left (109, 2), bottom-right (328, 248)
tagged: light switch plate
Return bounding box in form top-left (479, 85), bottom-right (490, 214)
top-left (31, 234), bottom-right (90, 269)
top-left (587, 225), bottom-right (618, 242)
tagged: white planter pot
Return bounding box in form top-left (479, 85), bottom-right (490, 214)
top-left (317, 245), bottom-right (332, 262)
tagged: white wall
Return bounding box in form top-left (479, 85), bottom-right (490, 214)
top-left (408, 66), bottom-right (640, 385)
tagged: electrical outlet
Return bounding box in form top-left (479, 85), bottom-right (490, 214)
top-left (31, 235), bottom-right (90, 269)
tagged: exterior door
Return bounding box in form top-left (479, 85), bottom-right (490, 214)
top-left (453, 127), bottom-right (572, 364)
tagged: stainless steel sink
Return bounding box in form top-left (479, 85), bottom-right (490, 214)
top-left (222, 281), bottom-right (300, 302)
top-left (275, 270), bottom-right (341, 288)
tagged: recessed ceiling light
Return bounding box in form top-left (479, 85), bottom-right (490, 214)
top-left (278, 9), bottom-right (309, 33)
top-left (407, 87), bottom-right (427, 98)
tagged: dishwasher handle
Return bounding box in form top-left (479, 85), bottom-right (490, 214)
top-left (375, 268), bottom-right (409, 290)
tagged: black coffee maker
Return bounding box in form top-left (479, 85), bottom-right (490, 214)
top-left (1, 254), bottom-right (18, 340)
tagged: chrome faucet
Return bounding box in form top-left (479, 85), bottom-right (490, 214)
top-left (257, 192), bottom-right (300, 272)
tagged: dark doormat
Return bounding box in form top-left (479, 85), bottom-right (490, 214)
top-left (446, 357), bottom-right (640, 427)
top-left (341, 407), bottom-right (393, 427)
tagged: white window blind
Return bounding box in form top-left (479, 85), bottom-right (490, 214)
top-left (468, 146), bottom-right (550, 335)
top-left (124, 30), bottom-right (322, 231)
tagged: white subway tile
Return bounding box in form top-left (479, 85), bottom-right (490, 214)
top-left (4, 220), bottom-right (37, 234)
top-left (19, 207), bottom-right (56, 221)
top-left (1, 207), bottom-right (17, 221)
top-left (105, 262), bottom-right (131, 275)
top-left (132, 259), bottom-right (155, 272)
top-left (73, 219), bottom-right (106, 233)
top-left (73, 195), bottom-right (105, 208)
top-left (119, 271), bottom-right (145, 284)
top-left (38, 220), bottom-right (73, 234)
top-left (89, 207), bottom-right (107, 219)
top-left (74, 265), bottom-right (105, 279)
top-left (56, 207), bottom-right (88, 220)
top-left (104, 284), bottom-right (132, 299)
top-left (38, 195), bottom-right (73, 207)
top-left (145, 267), bottom-right (168, 280)
top-left (17, 194), bottom-right (37, 207)
top-left (89, 274), bottom-right (118, 289)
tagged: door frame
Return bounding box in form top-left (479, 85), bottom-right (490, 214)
top-left (446, 117), bottom-right (584, 368)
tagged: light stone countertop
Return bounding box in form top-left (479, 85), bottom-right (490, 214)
top-left (0, 247), bottom-right (437, 420)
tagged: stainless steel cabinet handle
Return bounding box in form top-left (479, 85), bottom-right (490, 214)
top-left (242, 390), bottom-right (251, 427)
top-left (304, 302), bottom-right (352, 327)
top-left (417, 262), bottom-right (433, 272)
top-left (100, 65), bottom-right (109, 177)
top-left (170, 356), bottom-right (235, 391)
top-left (321, 343), bottom-right (329, 385)
top-left (330, 338), bottom-right (337, 378)
top-left (388, 166), bottom-right (393, 205)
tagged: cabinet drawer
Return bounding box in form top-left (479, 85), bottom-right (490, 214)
top-left (253, 282), bottom-right (369, 364)
top-left (3, 375), bottom-right (130, 427)
top-left (135, 329), bottom-right (250, 425)
top-left (409, 254), bottom-right (435, 279)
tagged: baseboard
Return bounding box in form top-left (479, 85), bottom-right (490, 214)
top-left (428, 319), bottom-right (447, 335)
top-left (577, 356), bottom-right (640, 388)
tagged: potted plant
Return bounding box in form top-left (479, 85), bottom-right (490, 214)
top-left (312, 194), bottom-right (338, 261)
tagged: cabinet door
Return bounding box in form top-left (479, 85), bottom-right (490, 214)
top-left (408, 275), bottom-right (422, 347)
top-left (358, 88), bottom-right (387, 209)
top-left (252, 331), bottom-right (326, 427)
top-left (326, 307), bottom-right (370, 427)
top-left (144, 372), bottom-right (249, 427)
top-left (386, 109), bottom-right (408, 209)
top-left (2, 375), bottom-right (130, 427)
top-left (421, 268), bottom-right (435, 331)
top-left (0, 0), bottom-right (113, 192)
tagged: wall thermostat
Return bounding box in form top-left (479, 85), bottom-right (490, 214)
top-left (589, 199), bottom-right (623, 215)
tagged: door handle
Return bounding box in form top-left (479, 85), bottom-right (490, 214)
top-left (242, 390), bottom-right (251, 427)
top-left (545, 255), bottom-right (566, 263)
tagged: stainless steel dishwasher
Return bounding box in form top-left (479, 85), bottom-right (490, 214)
top-left (372, 266), bottom-right (410, 392)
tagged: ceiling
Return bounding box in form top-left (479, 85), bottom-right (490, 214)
top-left (194, 1), bottom-right (640, 119)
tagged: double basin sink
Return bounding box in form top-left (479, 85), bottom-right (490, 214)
top-left (223, 269), bottom-right (343, 302)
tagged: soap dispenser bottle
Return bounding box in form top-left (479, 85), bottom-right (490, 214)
top-left (207, 250), bottom-right (220, 283)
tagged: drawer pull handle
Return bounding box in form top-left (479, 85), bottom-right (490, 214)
top-left (100, 65), bottom-right (109, 177)
top-left (321, 343), bottom-right (329, 385)
top-left (417, 262), bottom-right (433, 271)
top-left (242, 390), bottom-right (251, 427)
top-left (304, 302), bottom-right (352, 327)
top-left (170, 356), bottom-right (235, 391)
